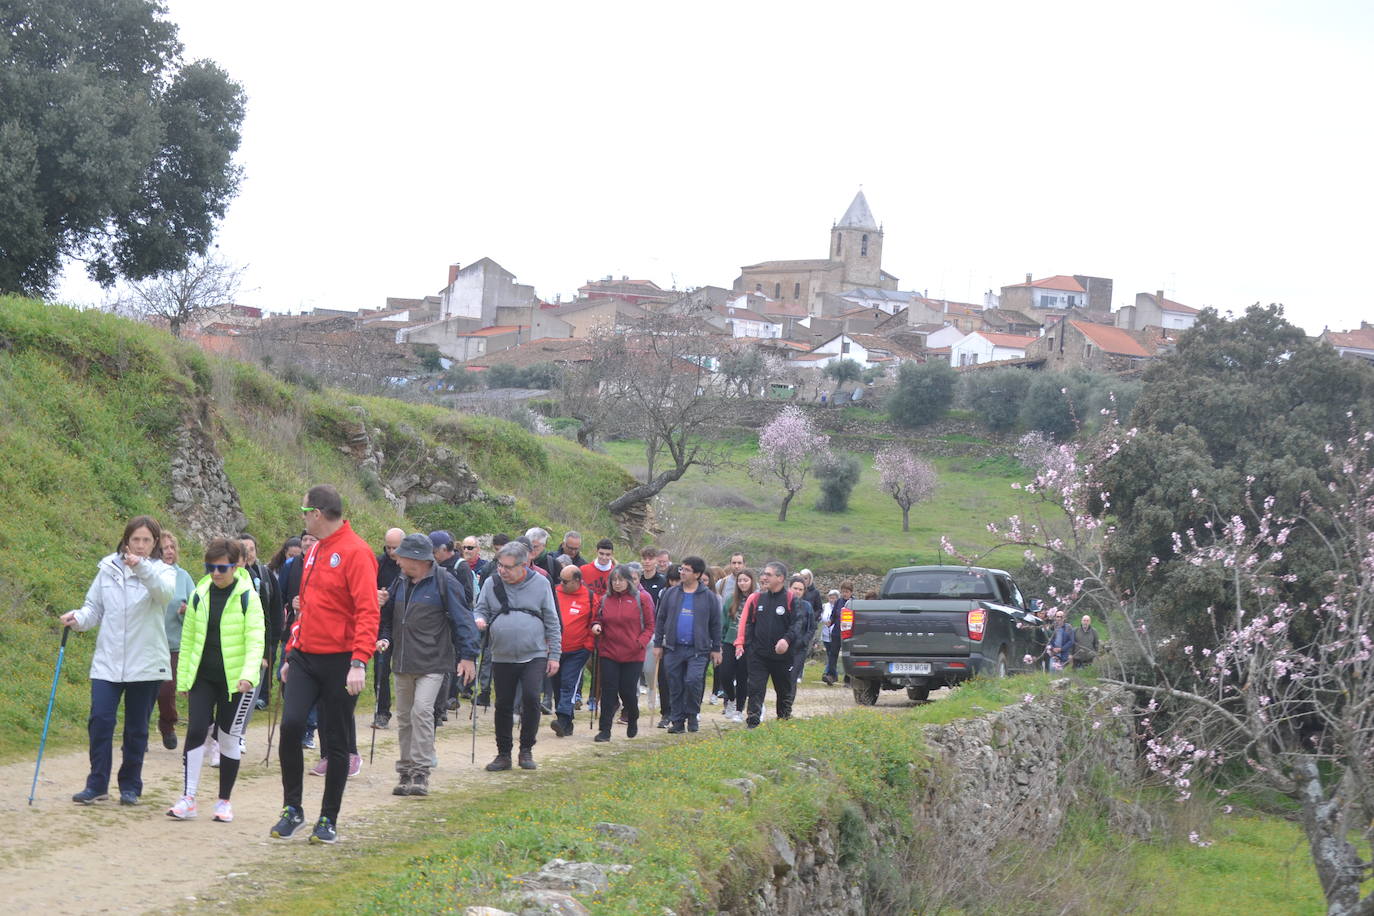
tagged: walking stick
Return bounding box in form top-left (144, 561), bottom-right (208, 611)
top-left (369, 714), bottom-right (378, 765)
top-left (588, 638), bottom-right (599, 730)
top-left (262, 661), bottom-right (281, 766)
top-left (29, 627), bottom-right (70, 805)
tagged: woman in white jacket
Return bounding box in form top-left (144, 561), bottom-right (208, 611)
top-left (60, 515), bottom-right (176, 806)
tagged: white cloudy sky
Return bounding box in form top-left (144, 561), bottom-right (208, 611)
top-left (56, 0), bottom-right (1374, 334)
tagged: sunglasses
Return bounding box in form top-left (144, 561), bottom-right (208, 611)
top-left (461, 545), bottom-right (478, 551)
top-left (300, 506), bottom-right (317, 514)
top-left (205, 563), bottom-right (235, 574)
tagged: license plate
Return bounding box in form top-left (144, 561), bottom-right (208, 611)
top-left (889, 662), bottom-right (931, 675)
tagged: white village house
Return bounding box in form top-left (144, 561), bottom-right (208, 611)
top-left (948, 331), bottom-right (1038, 367)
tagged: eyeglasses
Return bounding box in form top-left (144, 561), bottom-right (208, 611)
top-left (497, 562), bottom-right (521, 572)
top-left (205, 563), bottom-right (235, 574)
top-left (461, 545), bottom-right (478, 551)
top-left (299, 506), bottom-right (317, 514)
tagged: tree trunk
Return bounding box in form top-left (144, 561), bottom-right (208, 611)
top-left (169, 315), bottom-right (183, 338)
top-left (902, 505), bottom-right (910, 532)
top-left (1294, 756), bottom-right (1367, 914)
top-left (778, 489), bottom-right (796, 522)
top-left (607, 464), bottom-right (689, 516)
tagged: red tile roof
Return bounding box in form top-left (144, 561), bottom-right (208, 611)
top-left (1143, 292), bottom-right (1199, 315)
top-left (1323, 326), bottom-right (1374, 350)
top-left (1006, 275), bottom-right (1085, 293)
top-left (464, 325), bottom-right (524, 337)
top-left (1070, 320), bottom-right (1152, 357)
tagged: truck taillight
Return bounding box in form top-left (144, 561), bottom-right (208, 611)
top-left (840, 606), bottom-right (854, 639)
top-left (967, 608), bottom-right (986, 642)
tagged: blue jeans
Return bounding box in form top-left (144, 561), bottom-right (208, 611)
top-left (555, 648), bottom-right (591, 718)
top-left (663, 647), bottom-right (709, 724)
top-left (86, 679), bottom-right (161, 796)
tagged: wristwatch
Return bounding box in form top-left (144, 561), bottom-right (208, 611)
top-left (350, 659), bottom-right (366, 669)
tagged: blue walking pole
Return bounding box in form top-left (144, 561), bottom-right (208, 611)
top-left (29, 626), bottom-right (70, 805)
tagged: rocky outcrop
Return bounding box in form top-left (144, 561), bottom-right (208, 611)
top-left (340, 407), bottom-right (487, 515)
top-left (169, 413), bottom-right (246, 543)
top-left (723, 681), bottom-right (1135, 914)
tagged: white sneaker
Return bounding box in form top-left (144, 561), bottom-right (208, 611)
top-left (212, 799), bottom-right (233, 822)
top-left (167, 795), bottom-right (197, 819)
top-left (208, 738), bottom-right (220, 768)
top-left (348, 753), bottom-right (362, 777)
top-left (708, 694), bottom-right (719, 705)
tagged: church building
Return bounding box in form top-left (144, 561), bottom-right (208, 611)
top-left (733, 191), bottom-right (899, 317)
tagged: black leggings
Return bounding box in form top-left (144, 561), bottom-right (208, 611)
top-left (493, 659), bottom-right (545, 754)
top-left (185, 677), bottom-right (251, 800)
top-left (718, 651), bottom-right (747, 711)
top-left (597, 658), bottom-right (642, 734)
top-left (279, 651), bottom-right (353, 823)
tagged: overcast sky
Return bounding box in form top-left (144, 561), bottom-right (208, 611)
top-left (56, 0), bottom-right (1374, 335)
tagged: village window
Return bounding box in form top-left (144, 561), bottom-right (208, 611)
top-left (841, 341), bottom-right (851, 354)
top-left (755, 282), bottom-right (762, 293)
top-left (1040, 294), bottom-right (1054, 308)
top-left (794, 282), bottom-right (801, 299)
top-left (861, 234), bottom-right (869, 256)
top-left (774, 282), bottom-right (781, 299)
top-left (1083, 343), bottom-right (1093, 359)
top-left (1047, 335), bottom-right (1055, 351)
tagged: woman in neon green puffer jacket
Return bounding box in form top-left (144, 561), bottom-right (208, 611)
top-left (167, 538), bottom-right (265, 823)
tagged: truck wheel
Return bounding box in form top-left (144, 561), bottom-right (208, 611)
top-left (906, 686), bottom-right (931, 703)
top-left (996, 649), bottom-right (1009, 678)
top-left (852, 679), bottom-right (880, 706)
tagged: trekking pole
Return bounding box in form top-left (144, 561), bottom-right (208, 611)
top-left (588, 638), bottom-right (599, 731)
top-left (369, 715), bottom-right (378, 766)
top-left (29, 627), bottom-right (70, 805)
top-left (262, 690), bottom-right (278, 766)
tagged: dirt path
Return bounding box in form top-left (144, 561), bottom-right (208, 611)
top-left (0, 681), bottom-right (923, 914)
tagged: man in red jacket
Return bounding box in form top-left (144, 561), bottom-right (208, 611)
top-left (550, 565), bottom-right (597, 736)
top-left (270, 484), bottom-right (378, 846)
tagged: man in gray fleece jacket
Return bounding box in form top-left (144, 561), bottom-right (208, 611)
top-left (473, 541), bottom-right (561, 771)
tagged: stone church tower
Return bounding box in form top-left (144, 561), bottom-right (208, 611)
top-left (830, 191), bottom-right (883, 287)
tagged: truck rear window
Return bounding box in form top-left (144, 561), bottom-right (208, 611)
top-left (883, 570), bottom-right (997, 600)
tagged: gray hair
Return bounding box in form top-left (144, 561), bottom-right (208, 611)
top-left (498, 541), bottom-right (530, 566)
top-left (764, 560), bottom-right (789, 580)
top-left (524, 527), bottom-right (549, 546)
top-left (627, 561), bottom-right (643, 577)
top-left (563, 530), bottom-right (582, 542)
top-left (609, 564), bottom-right (638, 592)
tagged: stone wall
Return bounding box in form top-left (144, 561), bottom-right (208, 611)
top-left (169, 411), bottom-right (247, 544)
top-left (723, 681), bottom-right (1134, 915)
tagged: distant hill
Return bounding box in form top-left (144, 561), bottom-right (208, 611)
top-left (0, 297), bottom-right (636, 757)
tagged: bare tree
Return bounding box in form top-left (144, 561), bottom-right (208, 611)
top-left (115, 255), bottom-right (246, 338)
top-left (603, 314), bottom-right (734, 516)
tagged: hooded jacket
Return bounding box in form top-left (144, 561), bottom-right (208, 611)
top-left (177, 569), bottom-right (266, 697)
top-left (594, 586), bottom-right (655, 662)
top-left (472, 569), bottom-right (562, 664)
top-left (379, 566), bottom-right (480, 675)
top-left (70, 554), bottom-right (176, 683)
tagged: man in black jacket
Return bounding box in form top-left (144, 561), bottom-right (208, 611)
top-left (239, 534), bottom-right (284, 710)
top-left (653, 556), bottom-right (722, 733)
top-left (788, 575), bottom-right (817, 686)
top-left (371, 528), bottom-right (404, 728)
top-left (741, 561), bottom-right (804, 728)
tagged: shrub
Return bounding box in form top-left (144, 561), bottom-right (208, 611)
top-left (961, 368), bottom-right (1033, 433)
top-left (815, 453), bottom-right (862, 512)
top-left (889, 360), bottom-right (957, 428)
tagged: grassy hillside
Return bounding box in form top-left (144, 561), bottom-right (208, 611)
top-left (0, 298), bottom-right (636, 759)
top-left (600, 437), bottom-right (1037, 576)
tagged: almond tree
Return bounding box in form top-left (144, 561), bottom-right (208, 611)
top-left (951, 419), bottom-right (1374, 915)
top-left (874, 445), bottom-right (937, 531)
top-left (749, 406), bottom-right (829, 522)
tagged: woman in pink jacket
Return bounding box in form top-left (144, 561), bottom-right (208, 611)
top-left (589, 566), bottom-right (654, 742)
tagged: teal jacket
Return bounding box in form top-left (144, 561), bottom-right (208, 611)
top-left (177, 569), bottom-right (266, 697)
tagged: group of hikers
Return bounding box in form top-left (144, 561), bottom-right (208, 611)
top-left (57, 485), bottom-right (853, 845)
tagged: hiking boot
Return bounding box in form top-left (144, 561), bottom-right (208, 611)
top-left (372, 712), bottom-right (390, 729)
top-left (485, 754), bottom-right (512, 772)
top-left (407, 774), bottom-right (429, 796)
top-left (549, 716), bottom-right (567, 737)
top-left (255, 696), bottom-right (269, 710)
top-left (212, 800), bottom-right (234, 822)
top-left (72, 788), bottom-right (108, 805)
top-left (348, 753), bottom-right (362, 777)
top-left (666, 722), bottom-right (685, 734)
top-left (302, 731), bottom-right (316, 749)
top-left (270, 806), bottom-right (305, 838)
top-left (626, 719), bottom-right (639, 738)
top-left (167, 795), bottom-right (197, 820)
top-left (309, 816), bottom-right (337, 845)
top-left (447, 696), bottom-right (460, 710)
top-left (161, 732), bottom-right (178, 750)
top-left (594, 731), bottom-right (611, 742)
top-left (310, 758), bottom-right (328, 777)
top-left (687, 716), bottom-right (699, 733)
top-left (473, 692), bottom-right (490, 708)
top-left (460, 687), bottom-right (474, 700)
top-left (518, 751), bottom-right (537, 770)
top-left (119, 790), bottom-right (139, 806)
top-left (656, 717), bottom-right (670, 729)
top-left (393, 773), bottom-right (413, 796)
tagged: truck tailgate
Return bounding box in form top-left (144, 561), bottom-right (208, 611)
top-left (846, 599), bottom-right (971, 657)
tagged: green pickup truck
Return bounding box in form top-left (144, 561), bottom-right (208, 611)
top-left (839, 565), bottom-right (1043, 704)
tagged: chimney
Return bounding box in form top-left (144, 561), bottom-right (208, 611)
top-left (1025, 272), bottom-right (1033, 284)
top-left (447, 263), bottom-right (461, 286)
top-left (1156, 289), bottom-right (1165, 302)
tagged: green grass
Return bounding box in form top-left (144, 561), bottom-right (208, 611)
top-left (600, 438), bottom-right (1038, 574)
top-left (0, 298), bottom-right (636, 762)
